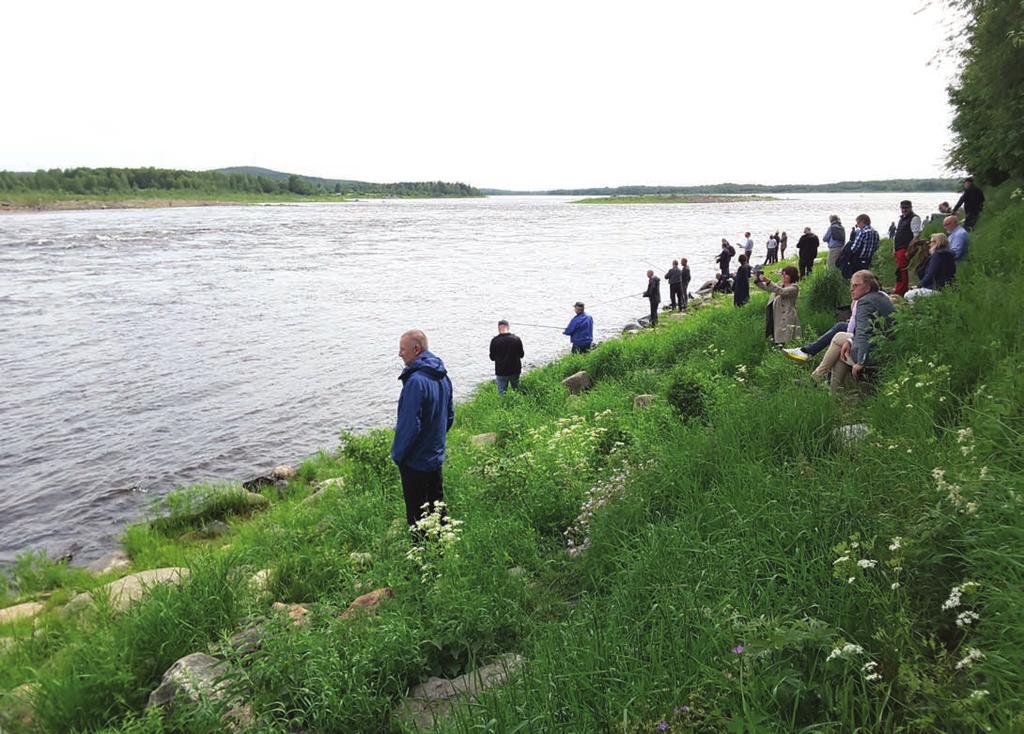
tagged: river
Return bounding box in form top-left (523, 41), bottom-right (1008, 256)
top-left (0, 192), bottom-right (951, 565)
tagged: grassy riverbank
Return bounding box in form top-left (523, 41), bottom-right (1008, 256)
top-left (574, 194), bottom-right (778, 205)
top-left (1, 186), bottom-right (1022, 732)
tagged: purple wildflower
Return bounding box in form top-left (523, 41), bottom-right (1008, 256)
top-left (673, 705), bottom-right (690, 715)
top-left (657, 722), bottom-right (670, 732)
top-left (732, 645), bottom-right (745, 655)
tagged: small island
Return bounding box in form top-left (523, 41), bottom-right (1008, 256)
top-left (573, 194), bottom-right (780, 204)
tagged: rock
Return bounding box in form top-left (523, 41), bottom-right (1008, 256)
top-left (314, 477), bottom-right (345, 492)
top-left (147, 653), bottom-right (228, 709)
top-left (242, 491), bottom-right (270, 511)
top-left (271, 465), bottom-right (296, 480)
top-left (633, 394), bottom-right (656, 409)
top-left (339, 587), bottom-right (394, 620)
top-left (0, 601), bottom-right (45, 625)
top-left (622, 321), bottom-right (641, 334)
top-left (470, 432), bottom-right (497, 447)
top-left (394, 654), bottom-right (524, 729)
top-left (562, 370), bottom-right (592, 395)
top-left (182, 520), bottom-right (233, 542)
top-left (248, 569), bottom-right (271, 594)
top-left (67, 567), bottom-right (189, 613)
top-left (835, 424), bottom-right (870, 443)
top-left (0, 682), bottom-right (38, 732)
top-left (271, 602), bottom-right (310, 626)
top-left (86, 550), bottom-right (132, 575)
top-left (225, 625), bottom-right (265, 656)
top-left (696, 279), bottom-right (716, 295)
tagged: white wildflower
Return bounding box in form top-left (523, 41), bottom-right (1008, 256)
top-left (891, 582), bottom-right (901, 590)
top-left (848, 576), bottom-right (856, 584)
top-left (826, 643), bottom-right (864, 662)
top-left (833, 555), bottom-right (851, 565)
top-left (862, 661), bottom-right (878, 672)
top-left (956, 610), bottom-right (981, 628)
top-left (979, 466), bottom-right (989, 479)
top-left (957, 428), bottom-right (973, 443)
top-left (888, 537), bottom-right (902, 552)
top-left (955, 647), bottom-right (984, 670)
top-left (857, 559), bottom-right (877, 569)
top-left (965, 501), bottom-right (979, 514)
top-left (864, 672), bottom-right (882, 682)
top-left (968, 689), bottom-right (990, 701)
top-left (942, 586), bottom-right (963, 610)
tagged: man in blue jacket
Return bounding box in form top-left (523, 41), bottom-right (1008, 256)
top-left (391, 330), bottom-right (455, 526)
top-left (563, 301), bottom-right (594, 353)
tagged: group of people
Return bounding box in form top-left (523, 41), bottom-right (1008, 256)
top-left (388, 179), bottom-right (983, 526)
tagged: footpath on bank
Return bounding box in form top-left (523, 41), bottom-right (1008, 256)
top-left (1, 185), bottom-right (1023, 733)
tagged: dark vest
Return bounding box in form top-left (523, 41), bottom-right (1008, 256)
top-left (893, 212), bottom-right (917, 251)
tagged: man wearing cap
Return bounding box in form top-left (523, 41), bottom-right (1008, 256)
top-left (892, 200), bottom-right (922, 297)
top-left (563, 301), bottom-right (594, 353)
top-left (643, 270), bottom-right (662, 326)
top-left (489, 320), bottom-right (525, 395)
top-left (952, 177), bottom-right (985, 230)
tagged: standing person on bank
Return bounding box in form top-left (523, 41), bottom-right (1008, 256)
top-left (838, 214), bottom-right (881, 278)
top-left (764, 233), bottom-right (779, 264)
top-left (679, 258), bottom-right (692, 310)
top-left (391, 330), bottom-right (455, 526)
top-left (892, 200), bottom-right (923, 296)
top-left (952, 176), bottom-right (985, 230)
top-left (796, 227), bottom-right (820, 278)
top-left (717, 239), bottom-right (735, 276)
top-left (563, 301), bottom-right (594, 353)
top-left (665, 260), bottom-right (684, 311)
top-left (743, 232), bottom-right (754, 263)
top-left (755, 265), bottom-right (802, 344)
top-left (780, 231), bottom-right (789, 260)
top-left (643, 270), bottom-right (662, 326)
top-left (823, 215), bottom-right (846, 269)
top-left (733, 254), bottom-right (752, 307)
top-left (489, 320), bottom-right (524, 395)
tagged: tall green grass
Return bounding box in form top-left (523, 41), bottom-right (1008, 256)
top-left (1, 187), bottom-right (1021, 732)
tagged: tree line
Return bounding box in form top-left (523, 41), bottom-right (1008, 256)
top-left (484, 179), bottom-right (962, 196)
top-left (0, 167), bottom-right (481, 198)
top-left (947, 0), bottom-right (1024, 184)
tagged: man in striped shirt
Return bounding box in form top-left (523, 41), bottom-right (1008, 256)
top-left (839, 214), bottom-right (880, 278)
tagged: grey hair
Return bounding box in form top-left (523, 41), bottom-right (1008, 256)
top-left (852, 270), bottom-right (881, 292)
top-left (401, 329), bottom-right (429, 351)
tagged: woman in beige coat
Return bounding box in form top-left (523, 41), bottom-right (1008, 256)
top-left (755, 264), bottom-right (802, 344)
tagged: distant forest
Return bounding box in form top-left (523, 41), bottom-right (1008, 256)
top-left (0, 167), bottom-right (482, 198)
top-left (482, 178), bottom-right (961, 196)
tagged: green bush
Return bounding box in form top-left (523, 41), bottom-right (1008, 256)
top-left (803, 265), bottom-right (848, 316)
top-left (665, 366), bottom-right (708, 422)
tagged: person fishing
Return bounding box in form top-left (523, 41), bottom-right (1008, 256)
top-left (563, 301), bottom-right (594, 353)
top-left (643, 270), bottom-right (661, 326)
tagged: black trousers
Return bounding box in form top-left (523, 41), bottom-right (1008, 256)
top-left (669, 282), bottom-right (683, 309)
top-left (648, 298), bottom-right (659, 325)
top-left (398, 464), bottom-right (444, 526)
top-left (799, 256), bottom-right (814, 278)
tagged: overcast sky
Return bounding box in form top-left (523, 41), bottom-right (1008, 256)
top-left (2, 0), bottom-right (957, 189)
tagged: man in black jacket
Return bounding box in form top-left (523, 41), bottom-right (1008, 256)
top-left (952, 177), bottom-right (985, 230)
top-left (796, 227), bottom-right (820, 278)
top-left (643, 270), bottom-right (661, 326)
top-left (679, 258), bottom-right (692, 310)
top-left (489, 320), bottom-right (525, 395)
top-left (664, 260), bottom-right (684, 311)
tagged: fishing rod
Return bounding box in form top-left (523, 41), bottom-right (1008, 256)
top-left (512, 322), bottom-right (566, 330)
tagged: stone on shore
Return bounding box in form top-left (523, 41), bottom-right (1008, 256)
top-left (470, 432), bottom-right (497, 447)
top-left (271, 465), bottom-right (297, 480)
top-left (0, 601), bottom-right (45, 625)
top-left (562, 370), bottom-right (592, 395)
top-left (86, 550), bottom-right (132, 575)
top-left (0, 682), bottom-right (38, 732)
top-left (339, 587), bottom-right (394, 620)
top-left (303, 477), bottom-right (345, 505)
top-left (622, 321), bottom-right (641, 334)
top-left (394, 654), bottom-right (524, 729)
top-left (248, 569), bottom-right (271, 594)
top-left (835, 424), bottom-right (870, 443)
top-left (67, 567), bottom-right (189, 613)
top-left (147, 653), bottom-right (228, 709)
top-left (633, 394), bottom-right (656, 409)
top-left (271, 602), bottom-right (310, 626)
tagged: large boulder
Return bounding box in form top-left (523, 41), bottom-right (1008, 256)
top-left (0, 682), bottom-right (38, 732)
top-left (622, 321), bottom-right (642, 334)
top-left (0, 601), bottom-right (45, 625)
top-left (394, 654), bottom-right (524, 729)
top-left (147, 653), bottom-right (228, 709)
top-left (86, 550), bottom-right (132, 575)
top-left (339, 587), bottom-right (394, 620)
top-left (562, 371), bottom-right (592, 395)
top-left (67, 567), bottom-right (189, 613)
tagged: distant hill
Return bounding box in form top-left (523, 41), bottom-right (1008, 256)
top-left (482, 178), bottom-right (961, 196)
top-left (214, 167), bottom-right (481, 198)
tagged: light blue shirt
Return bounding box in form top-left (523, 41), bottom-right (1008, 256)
top-left (947, 226), bottom-right (969, 261)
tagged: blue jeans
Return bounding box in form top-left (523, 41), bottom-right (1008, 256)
top-left (803, 322), bottom-right (848, 356)
top-left (495, 375), bottom-right (520, 395)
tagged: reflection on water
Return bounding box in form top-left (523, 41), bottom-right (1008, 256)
top-left (0, 193), bottom-right (950, 563)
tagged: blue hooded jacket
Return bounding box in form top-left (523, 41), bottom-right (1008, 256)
top-left (563, 312), bottom-right (594, 346)
top-left (391, 351), bottom-right (455, 471)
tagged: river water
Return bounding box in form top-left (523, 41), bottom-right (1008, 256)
top-left (0, 193), bottom-right (950, 565)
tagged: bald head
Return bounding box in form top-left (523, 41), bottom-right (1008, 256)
top-left (943, 215), bottom-right (960, 230)
top-left (399, 329), bottom-right (429, 365)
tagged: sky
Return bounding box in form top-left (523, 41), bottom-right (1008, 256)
top-left (1, 0), bottom-right (958, 189)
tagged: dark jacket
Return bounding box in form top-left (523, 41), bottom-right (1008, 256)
top-left (489, 332), bottom-right (524, 376)
top-left (564, 312), bottom-right (594, 346)
top-left (680, 265), bottom-right (691, 286)
top-left (796, 232), bottom-right (820, 260)
top-left (664, 266), bottom-right (683, 284)
top-left (644, 275), bottom-right (661, 303)
top-left (733, 264), bottom-right (751, 305)
top-left (918, 248), bottom-right (956, 290)
top-left (953, 186), bottom-right (985, 217)
top-left (851, 291), bottom-right (896, 366)
top-left (391, 351), bottom-right (455, 471)
top-left (716, 248), bottom-right (733, 274)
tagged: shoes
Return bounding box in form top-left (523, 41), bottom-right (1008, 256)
top-left (783, 347), bottom-right (809, 363)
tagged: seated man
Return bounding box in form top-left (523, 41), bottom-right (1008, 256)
top-left (809, 270), bottom-right (895, 392)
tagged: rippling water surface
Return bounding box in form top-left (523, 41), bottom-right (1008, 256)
top-left (0, 193), bottom-right (948, 564)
